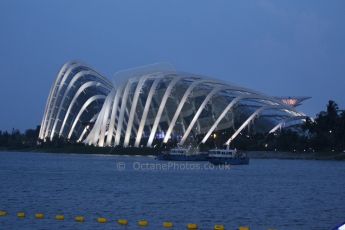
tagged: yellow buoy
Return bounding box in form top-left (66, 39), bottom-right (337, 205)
top-left (35, 213), bottom-right (44, 219)
top-left (138, 219), bottom-right (149, 227)
top-left (17, 212), bottom-right (25, 218)
top-left (0, 210), bottom-right (7, 217)
top-left (118, 219), bottom-right (128, 225)
top-left (187, 223), bottom-right (198, 229)
top-left (97, 217), bottom-right (107, 223)
top-left (214, 224), bottom-right (225, 230)
top-left (75, 216), bottom-right (85, 222)
top-left (238, 227), bottom-right (250, 230)
top-left (163, 221), bottom-right (173, 228)
top-left (55, 215), bottom-right (64, 220)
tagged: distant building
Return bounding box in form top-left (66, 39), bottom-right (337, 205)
top-left (39, 61), bottom-right (309, 147)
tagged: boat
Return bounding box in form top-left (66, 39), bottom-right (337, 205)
top-left (156, 147), bottom-right (209, 161)
top-left (208, 147), bottom-right (249, 165)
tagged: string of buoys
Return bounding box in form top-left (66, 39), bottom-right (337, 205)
top-left (0, 209), bottom-right (279, 229)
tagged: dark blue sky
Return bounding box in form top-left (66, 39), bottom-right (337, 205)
top-left (0, 0), bottom-right (344, 131)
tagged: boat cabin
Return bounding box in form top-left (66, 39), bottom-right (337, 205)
top-left (208, 149), bottom-right (237, 157)
top-left (170, 148), bottom-right (189, 155)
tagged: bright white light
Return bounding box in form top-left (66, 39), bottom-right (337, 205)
top-left (338, 223), bottom-right (345, 230)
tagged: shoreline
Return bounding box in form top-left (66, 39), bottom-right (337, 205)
top-left (1, 147), bottom-right (345, 161)
top-left (0, 146), bottom-right (160, 156)
top-left (245, 150), bottom-right (345, 161)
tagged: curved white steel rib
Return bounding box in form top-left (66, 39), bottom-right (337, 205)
top-left (179, 85), bottom-right (226, 146)
top-left (134, 78), bottom-right (161, 147)
top-left (84, 101), bottom-right (106, 145)
top-left (114, 79), bottom-right (134, 146)
top-left (77, 115), bottom-right (98, 142)
top-left (124, 75), bottom-right (153, 147)
top-left (98, 90), bottom-right (116, 147)
top-left (40, 61), bottom-right (77, 139)
top-left (147, 76), bottom-right (182, 147)
top-left (162, 78), bottom-right (210, 143)
top-left (59, 81), bottom-right (109, 138)
top-left (105, 87), bottom-right (123, 146)
top-left (224, 105), bottom-right (289, 146)
top-left (269, 115), bottom-right (307, 134)
top-left (50, 70), bottom-right (112, 140)
top-left (43, 63), bottom-right (85, 139)
top-left (50, 70), bottom-right (90, 140)
top-left (39, 62), bottom-right (76, 139)
top-left (67, 95), bottom-right (106, 139)
top-left (86, 90), bottom-right (115, 146)
top-left (200, 94), bottom-right (280, 143)
top-left (162, 78), bottom-right (250, 143)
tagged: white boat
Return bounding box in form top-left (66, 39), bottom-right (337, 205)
top-left (208, 147), bottom-right (249, 165)
top-left (156, 147), bottom-right (208, 161)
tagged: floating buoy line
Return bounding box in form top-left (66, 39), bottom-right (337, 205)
top-left (0, 209), bottom-right (277, 229)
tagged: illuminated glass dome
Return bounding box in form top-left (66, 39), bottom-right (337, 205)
top-left (39, 62), bottom-right (307, 147)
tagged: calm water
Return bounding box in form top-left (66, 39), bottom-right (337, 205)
top-left (0, 151), bottom-right (344, 230)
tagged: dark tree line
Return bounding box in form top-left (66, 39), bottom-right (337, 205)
top-left (0, 126), bottom-right (160, 155)
top-left (302, 100), bottom-right (345, 151)
top-left (0, 100), bottom-right (344, 153)
top-left (230, 100), bottom-right (345, 152)
top-left (0, 126), bottom-right (40, 149)
top-left (200, 100), bottom-right (345, 153)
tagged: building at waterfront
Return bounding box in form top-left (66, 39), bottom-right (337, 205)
top-left (39, 61), bottom-right (309, 147)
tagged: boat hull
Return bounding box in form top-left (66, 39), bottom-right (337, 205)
top-left (156, 153), bottom-right (209, 161)
top-left (208, 157), bottom-right (249, 165)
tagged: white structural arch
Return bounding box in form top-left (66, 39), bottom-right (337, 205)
top-left (39, 61), bottom-right (76, 139)
top-left (269, 115), bottom-right (308, 134)
top-left (43, 62), bottom-right (86, 139)
top-left (179, 86), bottom-right (225, 145)
top-left (40, 62), bottom-right (112, 142)
top-left (114, 79), bottom-right (133, 146)
top-left (50, 70), bottom-right (112, 140)
top-left (67, 95), bottom-right (106, 139)
top-left (147, 76), bottom-right (182, 147)
top-left (40, 61), bottom-right (309, 147)
top-left (200, 94), bottom-right (302, 144)
top-left (124, 75), bottom-right (159, 147)
top-left (58, 81), bottom-right (110, 138)
top-left (224, 105), bottom-right (291, 146)
top-left (106, 87), bottom-right (124, 146)
top-left (163, 79), bottom-right (213, 143)
top-left (134, 78), bottom-right (161, 147)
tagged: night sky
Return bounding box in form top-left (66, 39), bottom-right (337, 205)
top-left (0, 0), bottom-right (344, 131)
